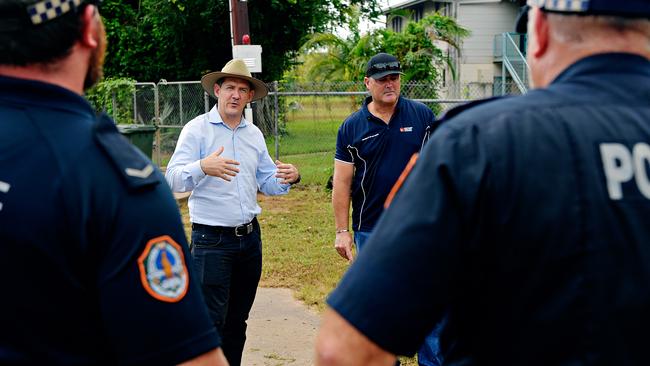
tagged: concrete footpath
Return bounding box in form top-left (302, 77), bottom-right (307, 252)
top-left (241, 288), bottom-right (320, 366)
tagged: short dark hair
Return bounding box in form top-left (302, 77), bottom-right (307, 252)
top-left (0, 0), bottom-right (90, 66)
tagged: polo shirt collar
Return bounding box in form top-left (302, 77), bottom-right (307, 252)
top-left (207, 104), bottom-right (249, 129)
top-left (361, 95), bottom-right (403, 121)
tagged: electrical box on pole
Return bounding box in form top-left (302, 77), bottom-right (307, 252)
top-left (233, 45), bottom-right (262, 73)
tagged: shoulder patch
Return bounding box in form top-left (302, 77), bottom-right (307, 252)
top-left (439, 96), bottom-right (508, 124)
top-left (94, 114), bottom-right (159, 191)
top-left (137, 235), bottom-right (189, 303)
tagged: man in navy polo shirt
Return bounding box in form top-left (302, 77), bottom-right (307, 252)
top-left (332, 52), bottom-right (440, 365)
top-left (317, 0), bottom-right (650, 365)
top-left (332, 53), bottom-right (436, 260)
top-left (0, 1), bottom-right (226, 364)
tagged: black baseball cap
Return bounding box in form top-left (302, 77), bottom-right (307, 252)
top-left (516, 0), bottom-right (650, 33)
top-left (365, 53), bottom-right (404, 79)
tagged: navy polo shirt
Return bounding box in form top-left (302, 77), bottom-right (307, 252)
top-left (0, 76), bottom-right (219, 365)
top-left (328, 54), bottom-right (650, 364)
top-left (335, 96), bottom-right (436, 232)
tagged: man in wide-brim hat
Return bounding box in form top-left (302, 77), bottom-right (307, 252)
top-left (166, 58), bottom-right (301, 366)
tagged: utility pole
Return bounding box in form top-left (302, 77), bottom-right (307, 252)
top-left (229, 0), bottom-right (251, 48)
top-left (229, 0), bottom-right (258, 126)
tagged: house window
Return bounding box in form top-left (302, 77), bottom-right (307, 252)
top-left (413, 5), bottom-right (424, 22)
top-left (392, 16), bottom-right (403, 33)
top-left (433, 2), bottom-right (449, 16)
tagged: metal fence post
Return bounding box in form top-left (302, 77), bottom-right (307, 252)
top-left (501, 34), bottom-right (506, 96)
top-left (154, 83), bottom-right (161, 166)
top-left (133, 87), bottom-right (137, 123)
top-left (178, 84), bottom-right (183, 125)
top-left (273, 81), bottom-right (279, 161)
top-left (204, 91), bottom-right (210, 113)
top-left (111, 91), bottom-right (117, 120)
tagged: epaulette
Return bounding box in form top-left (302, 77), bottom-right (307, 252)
top-left (438, 96), bottom-right (508, 124)
top-left (94, 114), bottom-right (160, 191)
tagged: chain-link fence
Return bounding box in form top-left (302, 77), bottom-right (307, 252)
top-left (107, 79), bottom-right (523, 167)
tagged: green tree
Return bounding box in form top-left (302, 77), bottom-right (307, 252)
top-left (296, 12), bottom-right (469, 84)
top-left (296, 7), bottom-right (382, 82)
top-left (100, 0), bottom-right (381, 82)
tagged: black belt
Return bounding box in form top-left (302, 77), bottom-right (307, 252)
top-left (192, 218), bottom-right (258, 237)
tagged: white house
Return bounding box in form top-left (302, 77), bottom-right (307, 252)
top-left (383, 0), bottom-right (526, 97)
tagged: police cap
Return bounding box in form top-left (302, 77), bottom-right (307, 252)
top-left (0, 0), bottom-right (100, 29)
top-left (516, 0), bottom-right (650, 33)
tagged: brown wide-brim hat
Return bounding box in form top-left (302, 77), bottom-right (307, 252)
top-left (201, 59), bottom-right (269, 101)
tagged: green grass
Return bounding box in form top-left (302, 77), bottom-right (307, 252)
top-left (284, 95), bottom-right (361, 123)
top-left (266, 119), bottom-right (340, 157)
top-left (257, 186), bottom-right (346, 308)
top-left (279, 151), bottom-right (333, 187)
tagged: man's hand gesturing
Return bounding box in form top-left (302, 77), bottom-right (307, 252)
top-left (200, 146), bottom-right (240, 181)
top-left (275, 160), bottom-right (300, 184)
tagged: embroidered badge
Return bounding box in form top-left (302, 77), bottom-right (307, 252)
top-left (137, 236), bottom-right (189, 303)
top-left (400, 127), bottom-right (413, 132)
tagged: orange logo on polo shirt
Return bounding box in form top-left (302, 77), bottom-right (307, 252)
top-left (400, 126), bottom-right (413, 132)
top-left (137, 235), bottom-right (189, 303)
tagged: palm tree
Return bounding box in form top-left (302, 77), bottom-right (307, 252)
top-left (420, 13), bottom-right (471, 81)
top-left (296, 10), bottom-right (469, 84)
top-left (298, 12), bottom-right (381, 82)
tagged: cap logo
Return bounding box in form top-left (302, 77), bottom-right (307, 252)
top-left (27, 0), bottom-right (82, 25)
top-left (527, 0), bottom-right (589, 12)
top-left (137, 235), bottom-right (189, 303)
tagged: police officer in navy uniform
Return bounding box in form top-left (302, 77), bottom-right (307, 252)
top-left (316, 0), bottom-right (650, 364)
top-left (0, 1), bottom-right (227, 364)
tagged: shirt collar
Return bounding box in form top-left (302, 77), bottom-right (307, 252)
top-left (207, 104), bottom-right (249, 129)
top-left (0, 75), bottom-right (96, 118)
top-left (552, 53), bottom-right (650, 85)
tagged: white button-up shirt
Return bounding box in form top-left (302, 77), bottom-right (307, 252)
top-left (165, 105), bottom-right (290, 227)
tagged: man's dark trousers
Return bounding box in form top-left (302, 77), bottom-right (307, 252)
top-left (191, 219), bottom-right (263, 366)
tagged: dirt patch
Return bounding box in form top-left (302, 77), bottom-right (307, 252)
top-left (242, 287), bottom-right (320, 366)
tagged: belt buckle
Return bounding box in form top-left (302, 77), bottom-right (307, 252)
top-left (235, 222), bottom-right (253, 237)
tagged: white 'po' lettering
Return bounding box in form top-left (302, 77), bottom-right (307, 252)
top-left (0, 180), bottom-right (10, 211)
top-left (600, 143), bottom-right (650, 200)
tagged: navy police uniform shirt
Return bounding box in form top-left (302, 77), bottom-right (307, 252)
top-left (328, 53), bottom-right (650, 364)
top-left (0, 76), bottom-right (219, 365)
top-left (335, 96), bottom-right (435, 232)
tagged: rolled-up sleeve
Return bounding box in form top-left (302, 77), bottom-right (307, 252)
top-left (256, 142), bottom-right (290, 196)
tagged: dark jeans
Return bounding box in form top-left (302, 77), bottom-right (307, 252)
top-left (190, 220), bottom-right (263, 366)
top-left (354, 230), bottom-right (372, 253)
